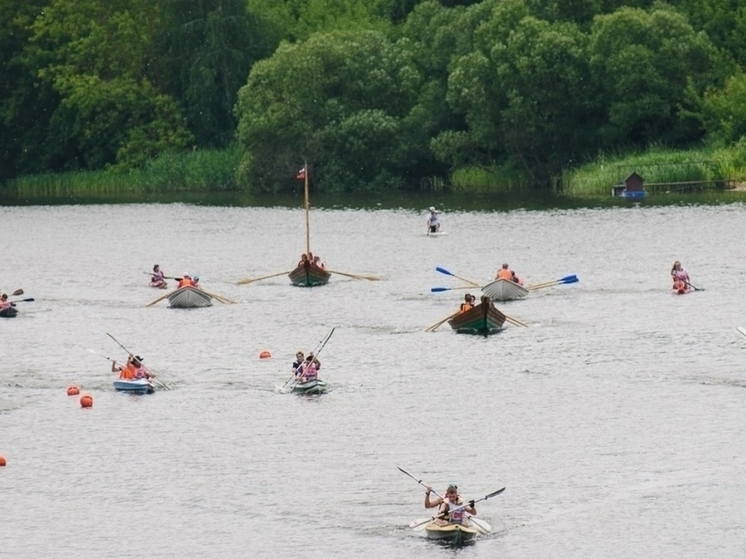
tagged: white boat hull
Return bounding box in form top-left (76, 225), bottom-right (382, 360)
top-left (481, 278), bottom-right (528, 301)
top-left (167, 286), bottom-right (213, 308)
top-left (113, 378), bottom-right (154, 394)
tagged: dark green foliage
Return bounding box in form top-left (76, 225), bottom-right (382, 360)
top-left (1, 0), bottom-right (746, 192)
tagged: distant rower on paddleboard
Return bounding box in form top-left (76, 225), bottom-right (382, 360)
top-left (671, 260), bottom-right (690, 293)
top-left (426, 206), bottom-right (441, 234)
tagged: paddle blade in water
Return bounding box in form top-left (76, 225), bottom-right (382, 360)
top-left (430, 287), bottom-right (451, 292)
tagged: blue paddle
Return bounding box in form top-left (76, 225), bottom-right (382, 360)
top-left (527, 274), bottom-right (578, 290)
top-left (430, 286), bottom-right (474, 293)
top-left (435, 266), bottom-right (481, 286)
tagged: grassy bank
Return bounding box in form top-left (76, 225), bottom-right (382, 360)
top-left (449, 165), bottom-right (531, 193)
top-left (560, 144), bottom-right (746, 196)
top-left (7, 145), bottom-right (243, 197)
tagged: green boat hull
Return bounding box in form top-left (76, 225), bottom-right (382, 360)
top-left (288, 261), bottom-right (331, 287)
top-left (291, 379), bottom-right (328, 394)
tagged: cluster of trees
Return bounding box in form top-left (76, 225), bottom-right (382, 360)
top-left (2, 0), bottom-right (746, 191)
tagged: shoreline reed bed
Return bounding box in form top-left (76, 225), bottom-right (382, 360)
top-left (449, 165), bottom-right (531, 193)
top-left (8, 146), bottom-right (243, 197)
top-left (561, 145), bottom-right (746, 196)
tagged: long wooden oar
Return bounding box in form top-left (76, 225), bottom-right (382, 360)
top-left (236, 271), bottom-right (292, 286)
top-left (435, 266), bottom-right (481, 287)
top-left (327, 269), bottom-right (380, 281)
top-left (430, 286), bottom-right (474, 293)
top-left (199, 289), bottom-right (237, 304)
top-left (410, 487), bottom-right (505, 530)
top-left (426, 310), bottom-right (461, 332)
top-left (526, 274), bottom-right (578, 291)
top-left (503, 313), bottom-right (528, 327)
top-left (146, 290), bottom-right (173, 307)
top-left (10, 298), bottom-right (34, 303)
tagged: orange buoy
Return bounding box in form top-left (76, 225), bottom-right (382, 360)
top-left (0, 455), bottom-right (6, 466)
top-left (67, 386), bottom-right (80, 396)
top-left (80, 394), bottom-right (93, 408)
top-left (259, 350), bottom-right (272, 359)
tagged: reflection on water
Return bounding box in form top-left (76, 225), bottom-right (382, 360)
top-left (3, 188), bottom-right (745, 211)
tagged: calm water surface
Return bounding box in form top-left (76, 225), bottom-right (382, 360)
top-left (1, 201), bottom-right (745, 558)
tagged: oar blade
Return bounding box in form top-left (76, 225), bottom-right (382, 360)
top-left (737, 326), bottom-right (746, 339)
top-left (430, 287), bottom-right (451, 293)
top-left (435, 266), bottom-right (454, 277)
top-left (560, 277), bottom-right (579, 285)
top-left (483, 487), bottom-right (506, 500)
top-left (11, 289), bottom-right (24, 296)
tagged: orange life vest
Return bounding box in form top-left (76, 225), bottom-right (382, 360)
top-left (459, 302), bottom-right (474, 313)
top-left (119, 364), bottom-right (137, 380)
top-left (178, 278), bottom-right (194, 288)
top-left (497, 269), bottom-right (512, 280)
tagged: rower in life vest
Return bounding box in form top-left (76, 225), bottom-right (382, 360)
top-left (426, 206), bottom-right (441, 233)
top-left (511, 270), bottom-right (524, 285)
top-left (424, 484), bottom-right (477, 525)
top-left (112, 356), bottom-right (142, 380)
top-left (459, 294), bottom-right (474, 313)
top-left (496, 263), bottom-right (513, 280)
top-left (296, 354), bottom-right (320, 383)
top-left (178, 274), bottom-right (196, 288)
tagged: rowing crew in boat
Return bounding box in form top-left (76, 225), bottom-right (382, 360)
top-left (298, 252), bottom-right (326, 269)
top-left (178, 274), bottom-right (199, 288)
top-left (425, 484), bottom-right (477, 526)
top-left (495, 263), bottom-right (523, 285)
top-left (459, 294), bottom-right (476, 313)
top-left (112, 355), bottom-right (152, 380)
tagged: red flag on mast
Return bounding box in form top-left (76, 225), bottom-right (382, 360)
top-left (296, 167), bottom-right (305, 180)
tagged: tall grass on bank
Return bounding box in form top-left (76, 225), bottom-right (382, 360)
top-left (449, 165), bottom-right (531, 193)
top-left (8, 146), bottom-right (243, 197)
top-left (561, 145), bottom-right (746, 196)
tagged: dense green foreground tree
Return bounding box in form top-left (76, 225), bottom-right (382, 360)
top-left (235, 30), bottom-right (430, 192)
top-left (3, 0), bottom-right (746, 190)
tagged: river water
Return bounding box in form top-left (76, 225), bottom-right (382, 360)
top-left (1, 200), bottom-right (745, 558)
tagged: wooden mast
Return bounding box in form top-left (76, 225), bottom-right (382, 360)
top-left (304, 161), bottom-right (310, 256)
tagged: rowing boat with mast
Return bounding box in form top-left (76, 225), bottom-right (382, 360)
top-left (288, 162), bottom-right (331, 287)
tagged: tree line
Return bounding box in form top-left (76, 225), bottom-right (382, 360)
top-left (1, 0), bottom-right (745, 191)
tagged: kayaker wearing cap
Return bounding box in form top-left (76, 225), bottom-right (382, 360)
top-left (426, 206), bottom-right (441, 234)
top-left (424, 484), bottom-right (477, 525)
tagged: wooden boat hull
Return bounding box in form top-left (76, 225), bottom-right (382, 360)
top-left (425, 522), bottom-right (479, 545)
top-left (448, 298), bottom-right (506, 335)
top-left (0, 307), bottom-right (18, 318)
top-left (482, 278), bottom-right (528, 301)
top-left (113, 378), bottom-right (154, 394)
top-left (167, 286), bottom-right (213, 308)
top-left (288, 261), bottom-right (331, 287)
top-left (291, 379), bottom-right (328, 394)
